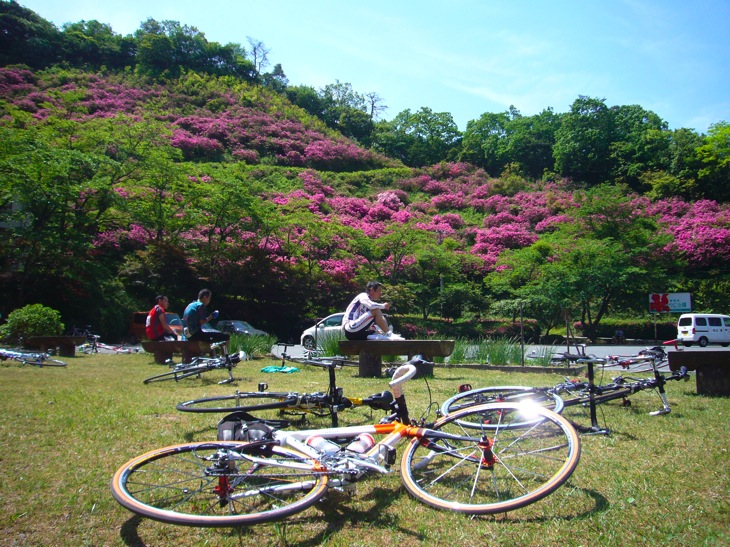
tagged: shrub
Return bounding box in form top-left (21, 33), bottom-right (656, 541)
top-left (317, 330), bottom-right (345, 357)
top-left (0, 304), bottom-right (64, 343)
top-left (229, 333), bottom-right (278, 358)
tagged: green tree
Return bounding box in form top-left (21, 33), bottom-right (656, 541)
top-left (696, 121), bottom-right (730, 202)
top-left (487, 184), bottom-right (671, 340)
top-left (374, 107), bottom-right (461, 167)
top-left (458, 111), bottom-right (510, 175)
top-left (0, 0), bottom-right (62, 68)
top-left (609, 104), bottom-right (670, 190)
top-left (503, 108), bottom-right (561, 179)
top-left (61, 20), bottom-right (134, 70)
top-left (553, 96), bottom-right (614, 185)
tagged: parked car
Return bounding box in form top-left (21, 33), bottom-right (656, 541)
top-left (128, 311), bottom-right (183, 345)
top-left (214, 319), bottom-right (268, 336)
top-left (300, 313), bottom-right (344, 350)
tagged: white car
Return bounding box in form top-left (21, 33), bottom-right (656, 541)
top-left (300, 313), bottom-right (344, 350)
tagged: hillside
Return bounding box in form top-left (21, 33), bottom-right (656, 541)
top-left (1, 66), bottom-right (729, 342)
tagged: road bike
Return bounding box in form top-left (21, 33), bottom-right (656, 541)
top-left (602, 345), bottom-right (669, 371)
top-left (111, 357), bottom-right (581, 527)
top-left (441, 353), bottom-right (690, 430)
top-left (70, 325), bottom-right (100, 353)
top-left (539, 343), bottom-right (599, 365)
top-left (0, 348), bottom-right (66, 367)
top-left (143, 343), bottom-right (241, 385)
top-left (176, 349), bottom-right (391, 427)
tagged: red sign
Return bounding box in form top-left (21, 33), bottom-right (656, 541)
top-left (649, 293), bottom-right (670, 313)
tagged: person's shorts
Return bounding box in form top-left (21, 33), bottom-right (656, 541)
top-left (344, 316), bottom-right (375, 340)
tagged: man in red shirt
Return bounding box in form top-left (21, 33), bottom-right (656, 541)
top-left (146, 295), bottom-right (178, 341)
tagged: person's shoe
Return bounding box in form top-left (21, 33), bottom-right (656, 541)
top-left (386, 332), bottom-right (404, 340)
top-left (367, 333), bottom-right (389, 340)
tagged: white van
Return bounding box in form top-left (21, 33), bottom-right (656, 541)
top-left (676, 313), bottom-right (730, 347)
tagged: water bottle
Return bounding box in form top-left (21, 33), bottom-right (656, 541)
top-left (306, 435), bottom-right (340, 454)
top-left (345, 433), bottom-right (375, 454)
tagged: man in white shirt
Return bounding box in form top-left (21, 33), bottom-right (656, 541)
top-left (342, 281), bottom-right (402, 340)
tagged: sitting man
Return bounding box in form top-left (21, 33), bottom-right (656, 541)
top-left (342, 281), bottom-right (403, 341)
top-left (145, 295), bottom-right (178, 341)
top-left (182, 289), bottom-right (230, 344)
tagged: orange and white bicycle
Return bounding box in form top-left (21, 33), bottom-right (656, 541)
top-left (111, 357), bottom-right (581, 527)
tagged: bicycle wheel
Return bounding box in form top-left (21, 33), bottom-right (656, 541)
top-left (31, 358), bottom-right (67, 367)
top-left (143, 364), bottom-right (210, 384)
top-left (401, 402), bottom-right (580, 515)
top-left (440, 386), bottom-right (565, 429)
top-left (176, 392), bottom-right (299, 413)
top-left (560, 386), bottom-right (634, 408)
top-left (111, 441), bottom-right (329, 527)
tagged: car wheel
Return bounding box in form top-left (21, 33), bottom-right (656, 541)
top-left (302, 336), bottom-right (315, 350)
top-left (698, 337), bottom-right (709, 347)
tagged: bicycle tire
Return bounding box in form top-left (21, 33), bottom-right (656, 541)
top-left (143, 364), bottom-right (211, 384)
top-left (30, 358), bottom-right (67, 367)
top-left (440, 386), bottom-right (565, 429)
top-left (401, 402), bottom-right (580, 515)
top-left (560, 386), bottom-right (634, 408)
top-left (111, 441), bottom-right (328, 527)
top-left (176, 392), bottom-right (300, 413)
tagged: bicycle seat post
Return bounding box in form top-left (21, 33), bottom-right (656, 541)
top-left (576, 358), bottom-right (610, 436)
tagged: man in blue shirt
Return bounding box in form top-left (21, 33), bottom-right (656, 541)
top-left (183, 289), bottom-right (230, 344)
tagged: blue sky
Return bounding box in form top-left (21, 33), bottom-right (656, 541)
top-left (17, 0), bottom-right (730, 133)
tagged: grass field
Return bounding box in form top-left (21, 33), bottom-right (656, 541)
top-left (0, 352), bottom-right (727, 546)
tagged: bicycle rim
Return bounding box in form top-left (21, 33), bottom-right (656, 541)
top-left (143, 365), bottom-right (208, 384)
top-left (176, 392), bottom-right (297, 413)
top-left (401, 402), bottom-right (580, 515)
top-left (111, 441), bottom-right (328, 527)
top-left (39, 359), bottom-right (67, 367)
top-left (441, 386), bottom-right (565, 429)
top-left (561, 387), bottom-right (633, 408)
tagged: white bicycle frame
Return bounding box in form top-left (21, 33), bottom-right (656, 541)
top-left (223, 364), bottom-right (422, 494)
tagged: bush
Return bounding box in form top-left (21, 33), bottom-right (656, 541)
top-left (229, 333), bottom-right (278, 358)
top-left (316, 330), bottom-right (346, 357)
top-left (0, 304), bottom-right (64, 343)
top-left (573, 318), bottom-right (677, 341)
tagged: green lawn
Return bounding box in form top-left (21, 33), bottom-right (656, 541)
top-left (0, 353), bottom-right (727, 546)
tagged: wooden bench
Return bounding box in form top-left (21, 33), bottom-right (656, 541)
top-left (141, 341), bottom-right (213, 364)
top-left (24, 336), bottom-right (85, 357)
top-left (338, 340), bottom-right (455, 378)
top-left (668, 350), bottom-right (730, 396)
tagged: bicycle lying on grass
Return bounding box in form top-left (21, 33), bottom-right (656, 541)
top-left (441, 354), bottom-right (690, 429)
top-left (603, 345), bottom-right (669, 371)
top-left (176, 350), bottom-right (392, 427)
top-left (143, 343), bottom-right (241, 385)
top-left (112, 356), bottom-right (581, 527)
top-left (70, 325), bottom-right (100, 354)
top-left (0, 348), bottom-right (66, 367)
